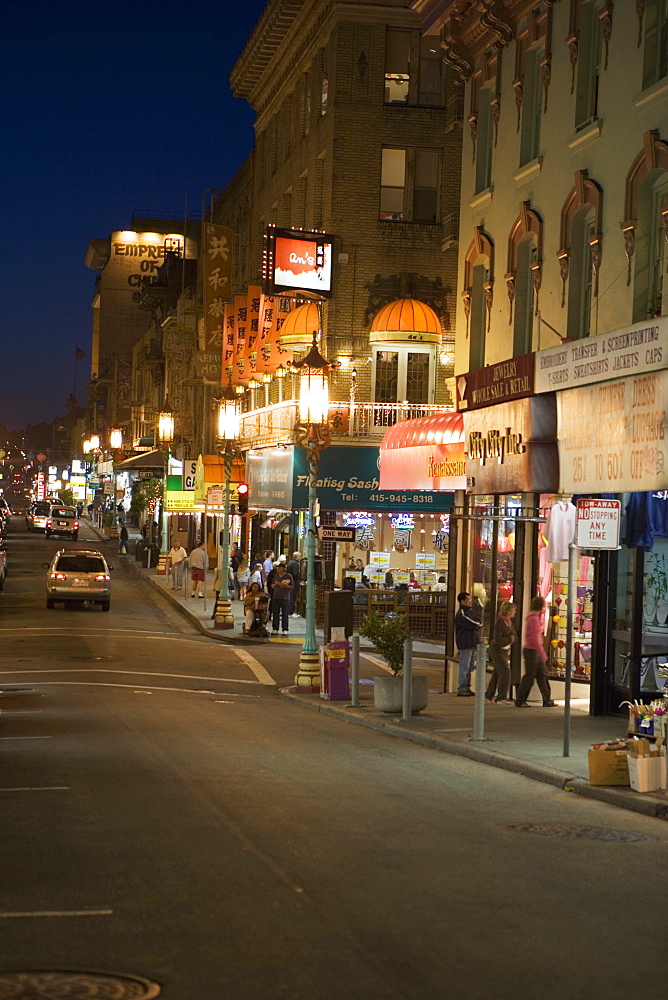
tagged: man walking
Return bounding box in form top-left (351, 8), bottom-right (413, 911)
top-left (189, 540), bottom-right (209, 599)
top-left (118, 520), bottom-right (129, 555)
top-left (454, 592), bottom-right (482, 696)
top-left (286, 551), bottom-right (301, 617)
top-left (515, 596), bottom-right (556, 707)
top-left (270, 562), bottom-right (293, 636)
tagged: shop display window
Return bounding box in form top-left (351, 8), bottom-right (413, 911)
top-left (545, 556), bottom-right (594, 684)
top-left (613, 537), bottom-right (668, 694)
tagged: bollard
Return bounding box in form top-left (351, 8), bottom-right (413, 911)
top-left (470, 642), bottom-right (489, 742)
top-left (350, 634), bottom-right (360, 708)
top-left (402, 638), bottom-right (413, 721)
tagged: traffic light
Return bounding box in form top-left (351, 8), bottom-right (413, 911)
top-left (237, 482), bottom-right (249, 515)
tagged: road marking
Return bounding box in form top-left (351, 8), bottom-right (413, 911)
top-left (232, 648), bottom-right (275, 686)
top-left (0, 736), bottom-right (52, 740)
top-left (0, 909), bottom-right (113, 918)
top-left (360, 652), bottom-right (393, 673)
top-left (0, 681), bottom-right (260, 696)
top-left (0, 786), bottom-right (69, 792)
top-left (0, 668), bottom-right (257, 684)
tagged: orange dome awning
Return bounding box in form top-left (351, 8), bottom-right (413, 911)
top-left (370, 298), bottom-right (442, 344)
top-left (278, 302), bottom-right (321, 350)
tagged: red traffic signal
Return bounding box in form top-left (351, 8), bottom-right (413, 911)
top-left (237, 483), bottom-right (249, 514)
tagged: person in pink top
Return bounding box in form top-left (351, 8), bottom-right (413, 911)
top-left (515, 596), bottom-right (556, 708)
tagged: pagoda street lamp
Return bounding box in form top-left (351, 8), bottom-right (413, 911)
top-left (215, 383), bottom-right (240, 629)
top-left (292, 332), bottom-right (337, 691)
top-left (157, 398), bottom-right (175, 555)
top-left (108, 429), bottom-right (123, 526)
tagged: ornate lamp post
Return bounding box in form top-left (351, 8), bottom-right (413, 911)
top-left (108, 429), bottom-right (123, 526)
top-left (216, 382), bottom-right (240, 629)
top-left (157, 398), bottom-right (174, 554)
top-left (292, 332), bottom-right (336, 690)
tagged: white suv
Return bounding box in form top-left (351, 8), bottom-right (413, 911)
top-left (45, 549), bottom-right (112, 611)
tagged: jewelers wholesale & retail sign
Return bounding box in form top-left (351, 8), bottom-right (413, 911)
top-left (535, 316), bottom-right (666, 393)
top-left (557, 369), bottom-right (668, 493)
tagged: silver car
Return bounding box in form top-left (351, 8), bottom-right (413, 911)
top-left (45, 548), bottom-right (112, 611)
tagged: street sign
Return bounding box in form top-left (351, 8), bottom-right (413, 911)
top-left (576, 499), bottom-right (621, 550)
top-left (36, 453), bottom-right (46, 462)
top-left (183, 458), bottom-right (197, 491)
top-left (317, 526), bottom-right (356, 542)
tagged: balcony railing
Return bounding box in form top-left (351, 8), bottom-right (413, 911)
top-left (238, 399), bottom-right (446, 449)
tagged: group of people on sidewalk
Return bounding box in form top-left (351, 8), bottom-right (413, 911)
top-left (454, 592), bottom-right (556, 708)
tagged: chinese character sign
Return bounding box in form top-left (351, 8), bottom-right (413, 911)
top-left (202, 223), bottom-right (233, 352)
top-left (245, 285), bottom-right (262, 378)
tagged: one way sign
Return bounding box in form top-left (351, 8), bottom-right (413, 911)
top-left (576, 499), bottom-right (621, 550)
top-left (318, 526), bottom-right (356, 542)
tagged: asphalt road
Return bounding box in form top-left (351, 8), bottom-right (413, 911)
top-left (0, 516), bottom-right (666, 1000)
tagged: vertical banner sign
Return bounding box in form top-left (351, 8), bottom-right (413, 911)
top-left (222, 302), bottom-right (235, 382)
top-left (201, 223), bottom-right (233, 351)
top-left (246, 285), bottom-right (262, 378)
top-left (255, 294), bottom-right (274, 376)
top-left (262, 296), bottom-right (293, 373)
top-left (234, 293), bottom-right (247, 383)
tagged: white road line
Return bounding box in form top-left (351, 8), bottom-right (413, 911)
top-left (0, 786), bottom-right (70, 792)
top-left (360, 652), bottom-right (393, 673)
top-left (0, 681), bottom-right (259, 695)
top-left (0, 668), bottom-right (257, 684)
top-left (0, 736), bottom-right (52, 740)
top-left (0, 909), bottom-right (113, 918)
top-left (232, 648), bottom-right (276, 686)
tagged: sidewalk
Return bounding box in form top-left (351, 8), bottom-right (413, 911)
top-left (90, 524), bottom-right (668, 823)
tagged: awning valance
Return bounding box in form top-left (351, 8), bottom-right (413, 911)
top-left (114, 449), bottom-right (168, 471)
top-left (194, 454), bottom-right (246, 504)
top-left (379, 412), bottom-right (466, 491)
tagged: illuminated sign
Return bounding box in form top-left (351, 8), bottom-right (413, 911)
top-left (263, 226), bottom-right (333, 298)
top-left (390, 512), bottom-right (415, 529)
top-left (343, 512), bottom-right (376, 528)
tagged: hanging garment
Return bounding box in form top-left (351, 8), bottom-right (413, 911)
top-left (545, 500), bottom-right (577, 562)
top-left (625, 491), bottom-right (668, 550)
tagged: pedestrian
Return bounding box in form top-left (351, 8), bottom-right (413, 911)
top-left (516, 596), bottom-right (556, 707)
top-left (151, 521), bottom-right (161, 550)
top-left (454, 591), bottom-right (482, 697)
top-left (249, 561), bottom-right (263, 588)
top-left (486, 601), bottom-right (516, 704)
top-left (230, 544), bottom-right (245, 599)
top-left (189, 539), bottom-right (209, 599)
top-left (168, 539), bottom-right (188, 590)
top-left (118, 519), bottom-right (129, 555)
top-left (262, 550), bottom-right (275, 581)
top-left (236, 559), bottom-right (250, 600)
top-left (407, 572), bottom-right (421, 590)
top-left (244, 581), bottom-right (263, 633)
top-left (286, 551), bottom-right (301, 617)
top-left (270, 562), bottom-right (293, 636)
top-left (212, 564), bottom-right (222, 620)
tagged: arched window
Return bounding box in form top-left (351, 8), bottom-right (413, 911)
top-left (463, 228), bottom-right (494, 371)
top-left (506, 202), bottom-right (543, 355)
top-left (558, 170), bottom-right (603, 340)
top-left (642, 0), bottom-right (668, 91)
top-left (622, 131), bottom-right (668, 315)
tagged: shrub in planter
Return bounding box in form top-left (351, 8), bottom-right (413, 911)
top-left (359, 611), bottom-right (411, 674)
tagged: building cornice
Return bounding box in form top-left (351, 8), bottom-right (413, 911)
top-left (439, 1), bottom-right (549, 81)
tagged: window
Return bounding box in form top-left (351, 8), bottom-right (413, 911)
top-left (574, 2), bottom-right (602, 129)
top-left (384, 28), bottom-right (444, 106)
top-left (519, 48), bottom-right (542, 167)
top-left (633, 173), bottom-right (668, 321)
top-left (642, 0), bottom-right (668, 90)
top-left (474, 88), bottom-right (493, 194)
top-left (469, 264), bottom-right (488, 370)
top-left (372, 347), bottom-right (434, 408)
top-left (513, 237), bottom-right (536, 354)
top-left (567, 207), bottom-right (595, 339)
top-left (380, 147), bottom-right (440, 223)
top-left (300, 72), bottom-right (311, 137)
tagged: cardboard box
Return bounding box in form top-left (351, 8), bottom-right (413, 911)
top-left (628, 753), bottom-right (666, 793)
top-left (588, 747), bottom-right (630, 786)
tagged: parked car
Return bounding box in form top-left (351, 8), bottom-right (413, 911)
top-left (29, 502), bottom-right (52, 532)
top-left (46, 505), bottom-right (79, 540)
top-left (45, 549), bottom-right (112, 611)
top-left (0, 539), bottom-right (7, 591)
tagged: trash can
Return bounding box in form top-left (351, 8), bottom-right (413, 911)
top-left (135, 539), bottom-right (146, 563)
top-left (324, 589), bottom-right (354, 642)
top-left (320, 641), bottom-right (351, 701)
top-left (140, 543), bottom-right (159, 569)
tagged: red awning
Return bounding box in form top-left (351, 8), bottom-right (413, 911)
top-left (379, 411), bottom-right (466, 491)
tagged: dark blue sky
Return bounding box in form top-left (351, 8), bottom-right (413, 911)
top-left (1, 0), bottom-right (266, 430)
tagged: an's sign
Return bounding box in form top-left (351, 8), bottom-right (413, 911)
top-left (576, 499), bottom-right (621, 550)
top-left (535, 316), bottom-right (666, 393)
top-left (457, 353), bottom-right (535, 411)
top-left (263, 226), bottom-right (333, 298)
top-left (558, 370), bottom-right (668, 493)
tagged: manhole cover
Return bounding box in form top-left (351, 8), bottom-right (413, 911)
top-left (0, 970), bottom-right (161, 998)
top-left (500, 822), bottom-right (655, 843)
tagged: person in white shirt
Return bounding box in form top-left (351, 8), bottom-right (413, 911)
top-left (168, 541), bottom-right (187, 590)
top-left (432, 576), bottom-right (447, 592)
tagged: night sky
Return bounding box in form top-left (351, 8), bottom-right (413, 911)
top-left (1, 0), bottom-right (267, 430)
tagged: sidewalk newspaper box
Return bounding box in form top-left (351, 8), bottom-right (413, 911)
top-left (320, 637), bottom-right (350, 701)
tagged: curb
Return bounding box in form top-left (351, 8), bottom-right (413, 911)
top-left (278, 689), bottom-right (668, 822)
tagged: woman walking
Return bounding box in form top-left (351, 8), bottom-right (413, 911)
top-left (516, 596), bottom-right (556, 707)
top-left (486, 601), bottom-right (516, 704)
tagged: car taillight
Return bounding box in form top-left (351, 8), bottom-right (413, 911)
top-left (46, 519), bottom-right (52, 527)
top-left (50, 572), bottom-right (66, 580)
top-left (94, 574), bottom-right (110, 581)
top-left (74, 521), bottom-right (79, 529)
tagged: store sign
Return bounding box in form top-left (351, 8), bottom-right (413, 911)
top-left (247, 447), bottom-right (294, 508)
top-left (456, 353), bottom-right (535, 411)
top-left (576, 499), bottom-right (621, 549)
top-left (183, 459), bottom-right (197, 491)
top-left (165, 490), bottom-right (203, 512)
top-left (558, 369), bottom-right (668, 493)
top-left (207, 487), bottom-right (224, 506)
top-left (201, 222), bottom-right (233, 351)
top-left (343, 512), bottom-right (376, 528)
top-left (464, 396), bottom-right (558, 493)
top-left (369, 551), bottom-right (391, 567)
top-left (379, 438), bottom-right (466, 492)
top-left (535, 316), bottom-right (666, 393)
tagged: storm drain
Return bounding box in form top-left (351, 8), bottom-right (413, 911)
top-left (0, 970), bottom-right (161, 998)
top-left (500, 822), bottom-right (656, 843)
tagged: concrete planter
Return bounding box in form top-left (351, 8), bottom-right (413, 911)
top-left (373, 674), bottom-right (428, 714)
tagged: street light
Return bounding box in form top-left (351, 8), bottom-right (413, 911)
top-left (216, 382), bottom-right (240, 629)
top-left (157, 398), bottom-right (174, 555)
top-left (108, 429), bottom-right (123, 526)
top-left (292, 332), bottom-right (337, 690)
